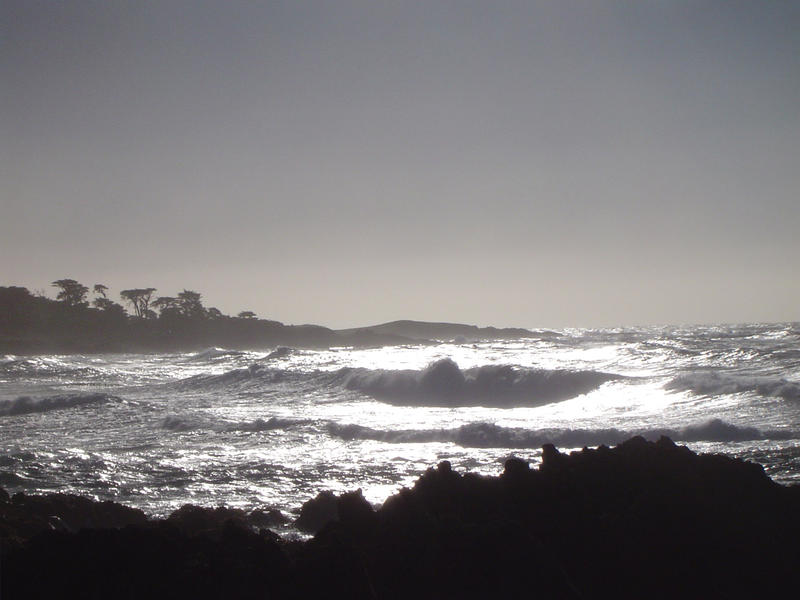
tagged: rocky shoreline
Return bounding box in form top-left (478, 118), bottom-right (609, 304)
top-left (3, 437), bottom-right (800, 598)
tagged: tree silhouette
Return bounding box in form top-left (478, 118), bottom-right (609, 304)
top-left (0, 280), bottom-right (303, 354)
top-left (94, 297), bottom-right (116, 311)
top-left (93, 297), bottom-right (127, 320)
top-left (93, 284), bottom-right (122, 312)
top-left (152, 296), bottom-right (180, 316)
top-left (177, 290), bottom-right (205, 319)
top-left (51, 279), bottom-right (89, 307)
top-left (120, 288), bottom-right (157, 318)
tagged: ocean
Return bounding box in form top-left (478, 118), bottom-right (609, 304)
top-left (2, 322), bottom-right (799, 523)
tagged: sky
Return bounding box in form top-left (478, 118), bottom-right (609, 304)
top-left (2, 1), bottom-right (798, 329)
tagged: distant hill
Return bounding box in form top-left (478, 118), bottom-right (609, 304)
top-left (0, 285), bottom-right (540, 354)
top-left (336, 320), bottom-right (536, 343)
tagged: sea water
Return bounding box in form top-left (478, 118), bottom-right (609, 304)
top-left (2, 322), bottom-right (799, 520)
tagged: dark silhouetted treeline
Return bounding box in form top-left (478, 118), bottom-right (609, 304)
top-left (0, 281), bottom-right (394, 354)
top-left (1, 279), bottom-right (537, 354)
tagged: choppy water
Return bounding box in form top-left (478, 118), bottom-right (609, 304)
top-left (2, 322), bottom-right (799, 519)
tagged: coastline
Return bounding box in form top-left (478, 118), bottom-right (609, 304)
top-left (0, 319), bottom-right (535, 356)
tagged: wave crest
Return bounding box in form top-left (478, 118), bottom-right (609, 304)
top-left (173, 364), bottom-right (291, 389)
top-left (171, 359), bottom-right (617, 408)
top-left (667, 372), bottom-right (800, 400)
top-left (327, 418), bottom-right (798, 449)
top-left (342, 358), bottom-right (618, 407)
top-left (161, 415), bottom-right (310, 432)
top-left (0, 393), bottom-right (119, 417)
top-left (188, 347), bottom-right (246, 361)
top-left (266, 346), bottom-right (294, 360)
top-left (0, 358), bottom-right (100, 379)
top-left (224, 417), bottom-right (311, 432)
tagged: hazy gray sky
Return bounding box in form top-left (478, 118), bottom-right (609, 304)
top-left (2, 1), bottom-right (798, 328)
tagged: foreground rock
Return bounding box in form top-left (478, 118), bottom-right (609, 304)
top-left (294, 488), bottom-right (373, 534)
top-left (3, 437), bottom-right (800, 598)
top-left (0, 490), bottom-right (148, 543)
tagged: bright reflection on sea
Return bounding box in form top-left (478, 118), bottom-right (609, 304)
top-left (2, 323), bottom-right (800, 523)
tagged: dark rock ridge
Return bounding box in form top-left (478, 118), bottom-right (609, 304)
top-left (3, 437), bottom-right (800, 598)
top-left (336, 319), bottom-right (538, 343)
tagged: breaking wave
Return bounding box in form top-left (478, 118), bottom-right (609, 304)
top-left (170, 358), bottom-right (619, 407)
top-left (224, 417), bottom-right (311, 432)
top-left (326, 419), bottom-right (799, 449)
top-left (0, 393), bottom-right (119, 417)
top-left (340, 359), bottom-right (619, 407)
top-left (160, 415), bottom-right (206, 431)
top-left (188, 347), bottom-right (246, 361)
top-left (171, 364), bottom-right (295, 390)
top-left (666, 372), bottom-right (800, 400)
top-left (0, 358), bottom-right (100, 379)
top-left (161, 415), bottom-right (311, 432)
top-left (266, 346), bottom-right (294, 360)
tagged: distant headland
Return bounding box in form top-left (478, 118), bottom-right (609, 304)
top-left (0, 280), bottom-right (536, 355)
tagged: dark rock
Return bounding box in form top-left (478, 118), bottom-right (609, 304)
top-left (166, 504), bottom-right (250, 535)
top-left (295, 490), bottom-right (338, 533)
top-left (248, 507), bottom-right (289, 529)
top-left (0, 491), bottom-right (147, 544)
top-left (4, 437), bottom-right (800, 599)
top-left (540, 442), bottom-right (564, 469)
top-left (3, 521), bottom-right (294, 600)
top-left (336, 489), bottom-right (374, 527)
top-left (502, 456), bottom-right (530, 478)
top-left (294, 488), bottom-right (375, 536)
